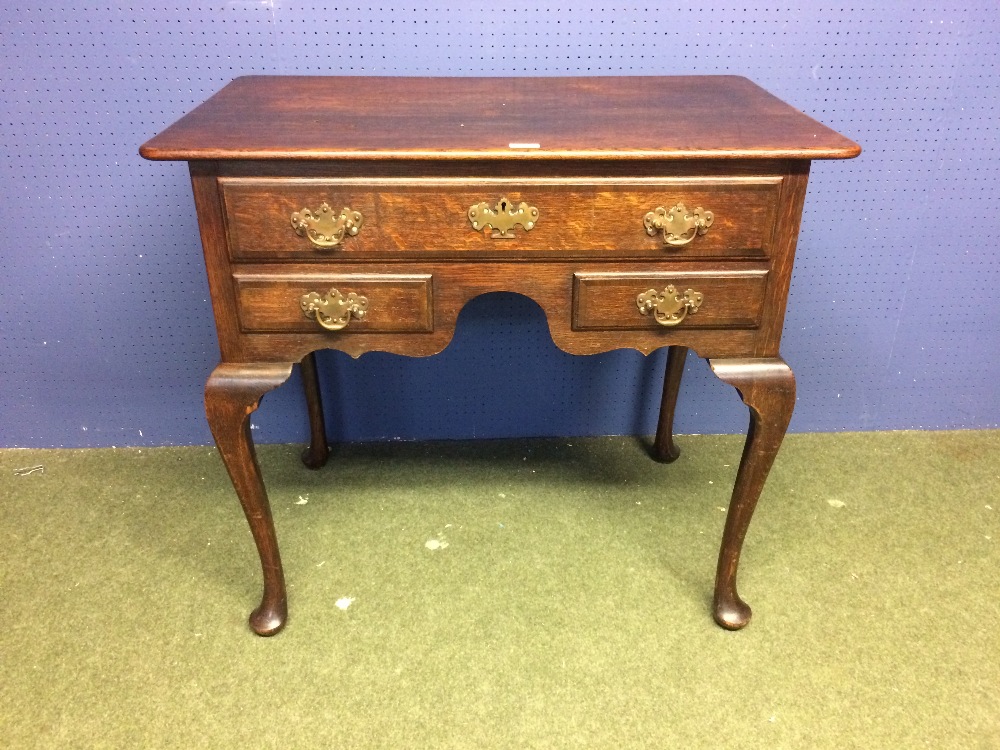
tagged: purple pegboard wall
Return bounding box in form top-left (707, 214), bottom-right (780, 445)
top-left (1, 3), bottom-right (998, 448)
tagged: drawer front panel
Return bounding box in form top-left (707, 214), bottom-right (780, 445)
top-left (572, 270), bottom-right (768, 331)
top-left (220, 178), bottom-right (781, 261)
top-left (234, 272), bottom-right (433, 333)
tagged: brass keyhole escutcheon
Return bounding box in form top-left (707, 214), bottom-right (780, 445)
top-left (468, 196), bottom-right (539, 239)
top-left (636, 286), bottom-right (704, 327)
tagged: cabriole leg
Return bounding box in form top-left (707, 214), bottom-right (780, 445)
top-left (300, 352), bottom-right (330, 470)
top-left (205, 362), bottom-right (294, 636)
top-left (708, 358), bottom-right (796, 630)
top-left (652, 345), bottom-right (688, 463)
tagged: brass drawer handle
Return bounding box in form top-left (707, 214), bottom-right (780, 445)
top-left (300, 287), bottom-right (368, 331)
top-left (644, 203), bottom-right (714, 246)
top-left (468, 196), bottom-right (539, 239)
top-left (290, 203), bottom-right (364, 248)
top-left (637, 286), bottom-right (703, 326)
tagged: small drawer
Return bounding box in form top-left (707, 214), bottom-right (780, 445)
top-left (223, 182), bottom-right (381, 260)
top-left (219, 177), bottom-right (781, 261)
top-left (572, 269), bottom-right (768, 331)
top-left (233, 272), bottom-right (433, 334)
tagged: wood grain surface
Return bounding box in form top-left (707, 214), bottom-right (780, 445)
top-left (219, 176), bottom-right (780, 260)
top-left (141, 76), bottom-right (861, 161)
top-left (141, 75), bottom-right (860, 634)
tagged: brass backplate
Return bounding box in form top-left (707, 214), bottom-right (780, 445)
top-left (291, 203), bottom-right (364, 248)
top-left (636, 285), bottom-right (704, 326)
top-left (300, 287), bottom-right (369, 331)
top-left (468, 196), bottom-right (539, 239)
top-left (644, 203), bottom-right (713, 246)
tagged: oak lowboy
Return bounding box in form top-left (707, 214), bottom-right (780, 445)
top-left (141, 75), bottom-right (859, 635)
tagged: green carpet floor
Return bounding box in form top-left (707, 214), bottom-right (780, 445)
top-left (1, 431), bottom-right (998, 748)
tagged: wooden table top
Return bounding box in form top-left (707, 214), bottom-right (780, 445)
top-left (140, 75), bottom-right (860, 162)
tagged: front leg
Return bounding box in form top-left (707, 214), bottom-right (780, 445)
top-left (205, 362), bottom-right (295, 636)
top-left (708, 358), bottom-right (796, 630)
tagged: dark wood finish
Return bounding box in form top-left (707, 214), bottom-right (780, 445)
top-left (140, 76), bottom-right (861, 161)
top-left (233, 272), bottom-right (434, 333)
top-left (142, 76), bottom-right (859, 635)
top-left (652, 346), bottom-right (688, 463)
top-left (204, 362), bottom-right (294, 635)
top-left (572, 269), bottom-right (768, 331)
top-left (220, 177), bottom-right (780, 260)
top-left (754, 163), bottom-right (811, 356)
top-left (300, 352), bottom-right (330, 470)
top-left (218, 258), bottom-right (770, 362)
top-left (219, 157), bottom-right (801, 180)
top-left (708, 358), bottom-right (796, 629)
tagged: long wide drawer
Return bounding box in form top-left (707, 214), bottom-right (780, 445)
top-left (572, 269), bottom-right (768, 331)
top-left (219, 177), bottom-right (781, 261)
top-left (233, 272), bottom-right (434, 333)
